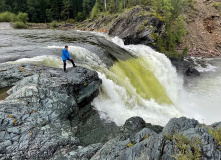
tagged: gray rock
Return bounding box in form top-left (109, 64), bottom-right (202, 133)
top-left (162, 117), bottom-right (200, 135)
top-left (210, 122), bottom-right (221, 129)
top-left (108, 6), bottom-right (165, 48)
top-left (51, 143), bottom-right (103, 160)
top-left (92, 117), bottom-right (221, 160)
top-left (185, 67), bottom-right (200, 77)
top-left (0, 64), bottom-right (102, 159)
top-left (124, 116), bottom-right (146, 132)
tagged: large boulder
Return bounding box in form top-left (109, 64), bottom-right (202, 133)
top-left (108, 6), bottom-right (165, 47)
top-left (0, 64), bottom-right (102, 159)
top-left (162, 117), bottom-right (200, 135)
top-left (123, 116), bottom-right (146, 132)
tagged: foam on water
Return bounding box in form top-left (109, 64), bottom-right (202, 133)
top-left (6, 55), bottom-right (63, 68)
top-left (92, 73), bottom-right (181, 126)
top-left (190, 57), bottom-right (217, 72)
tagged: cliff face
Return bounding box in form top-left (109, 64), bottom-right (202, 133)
top-left (73, 6), bottom-right (165, 50)
top-left (179, 0), bottom-right (221, 57)
top-left (72, 0), bottom-right (221, 57)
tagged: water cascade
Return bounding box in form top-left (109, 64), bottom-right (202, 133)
top-left (4, 30), bottom-right (220, 126)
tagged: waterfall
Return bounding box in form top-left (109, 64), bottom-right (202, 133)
top-left (6, 34), bottom-right (183, 126)
top-left (91, 37), bottom-right (182, 126)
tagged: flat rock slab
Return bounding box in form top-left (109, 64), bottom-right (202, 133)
top-left (0, 23), bottom-right (13, 30)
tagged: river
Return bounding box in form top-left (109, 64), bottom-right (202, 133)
top-left (0, 29), bottom-right (220, 126)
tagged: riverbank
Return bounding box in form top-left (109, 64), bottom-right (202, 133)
top-left (0, 22), bottom-right (13, 29)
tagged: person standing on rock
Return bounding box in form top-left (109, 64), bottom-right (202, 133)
top-left (62, 46), bottom-right (76, 71)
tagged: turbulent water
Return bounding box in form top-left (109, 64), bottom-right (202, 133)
top-left (0, 29), bottom-right (220, 126)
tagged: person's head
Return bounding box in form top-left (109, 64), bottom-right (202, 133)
top-left (65, 45), bottom-right (68, 50)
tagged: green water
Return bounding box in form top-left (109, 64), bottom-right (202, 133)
top-left (110, 57), bottom-right (172, 105)
top-left (0, 86), bottom-right (12, 100)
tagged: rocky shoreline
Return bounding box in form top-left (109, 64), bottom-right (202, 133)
top-left (0, 23), bottom-right (13, 30)
top-left (0, 63), bottom-right (220, 159)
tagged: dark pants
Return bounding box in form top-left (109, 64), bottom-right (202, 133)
top-left (63, 58), bottom-right (75, 71)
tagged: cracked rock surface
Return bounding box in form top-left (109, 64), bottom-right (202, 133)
top-left (0, 64), bottom-right (102, 159)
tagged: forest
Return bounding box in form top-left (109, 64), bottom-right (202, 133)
top-left (0, 0), bottom-right (190, 23)
top-left (0, 0), bottom-right (152, 23)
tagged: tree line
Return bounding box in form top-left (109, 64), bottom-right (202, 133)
top-left (0, 0), bottom-right (96, 22)
top-left (0, 0), bottom-right (155, 23)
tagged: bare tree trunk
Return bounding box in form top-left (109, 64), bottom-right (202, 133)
top-left (115, 0), bottom-right (117, 12)
top-left (104, 0), bottom-right (107, 11)
top-left (125, 0), bottom-right (128, 8)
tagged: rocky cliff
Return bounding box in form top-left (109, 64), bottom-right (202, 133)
top-left (0, 64), bottom-right (221, 159)
top-left (73, 6), bottom-right (164, 50)
top-left (179, 0), bottom-right (221, 57)
top-left (69, 0), bottom-right (220, 57)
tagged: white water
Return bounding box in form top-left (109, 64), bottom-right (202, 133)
top-left (6, 33), bottom-right (221, 126)
top-left (178, 58), bottom-right (221, 124)
top-left (47, 37), bottom-right (182, 126)
top-left (91, 37), bottom-right (183, 125)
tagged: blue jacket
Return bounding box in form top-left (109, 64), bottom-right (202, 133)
top-left (62, 49), bottom-right (71, 60)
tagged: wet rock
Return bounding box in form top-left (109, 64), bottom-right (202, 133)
top-left (185, 67), bottom-right (200, 76)
top-left (74, 106), bottom-right (121, 145)
top-left (145, 123), bottom-right (163, 134)
top-left (124, 116), bottom-right (146, 131)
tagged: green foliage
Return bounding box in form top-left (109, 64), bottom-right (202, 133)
top-left (0, 12), bottom-right (16, 22)
top-left (17, 12), bottom-right (29, 24)
top-left (189, 0), bottom-right (195, 9)
top-left (150, 0), bottom-right (189, 58)
top-left (14, 21), bottom-right (28, 29)
top-left (91, 1), bottom-right (100, 19)
top-left (213, 2), bottom-right (221, 10)
top-left (208, 128), bottom-right (221, 151)
top-left (182, 46), bottom-right (188, 57)
top-left (165, 133), bottom-right (202, 160)
top-left (75, 12), bottom-right (87, 22)
top-left (126, 142), bottom-right (134, 148)
top-left (66, 19), bottom-right (76, 23)
top-left (0, 0), bottom-right (95, 22)
top-left (142, 134), bottom-right (149, 140)
top-left (138, 24), bottom-right (145, 31)
top-left (151, 32), bottom-right (158, 40)
top-left (50, 20), bottom-right (58, 28)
